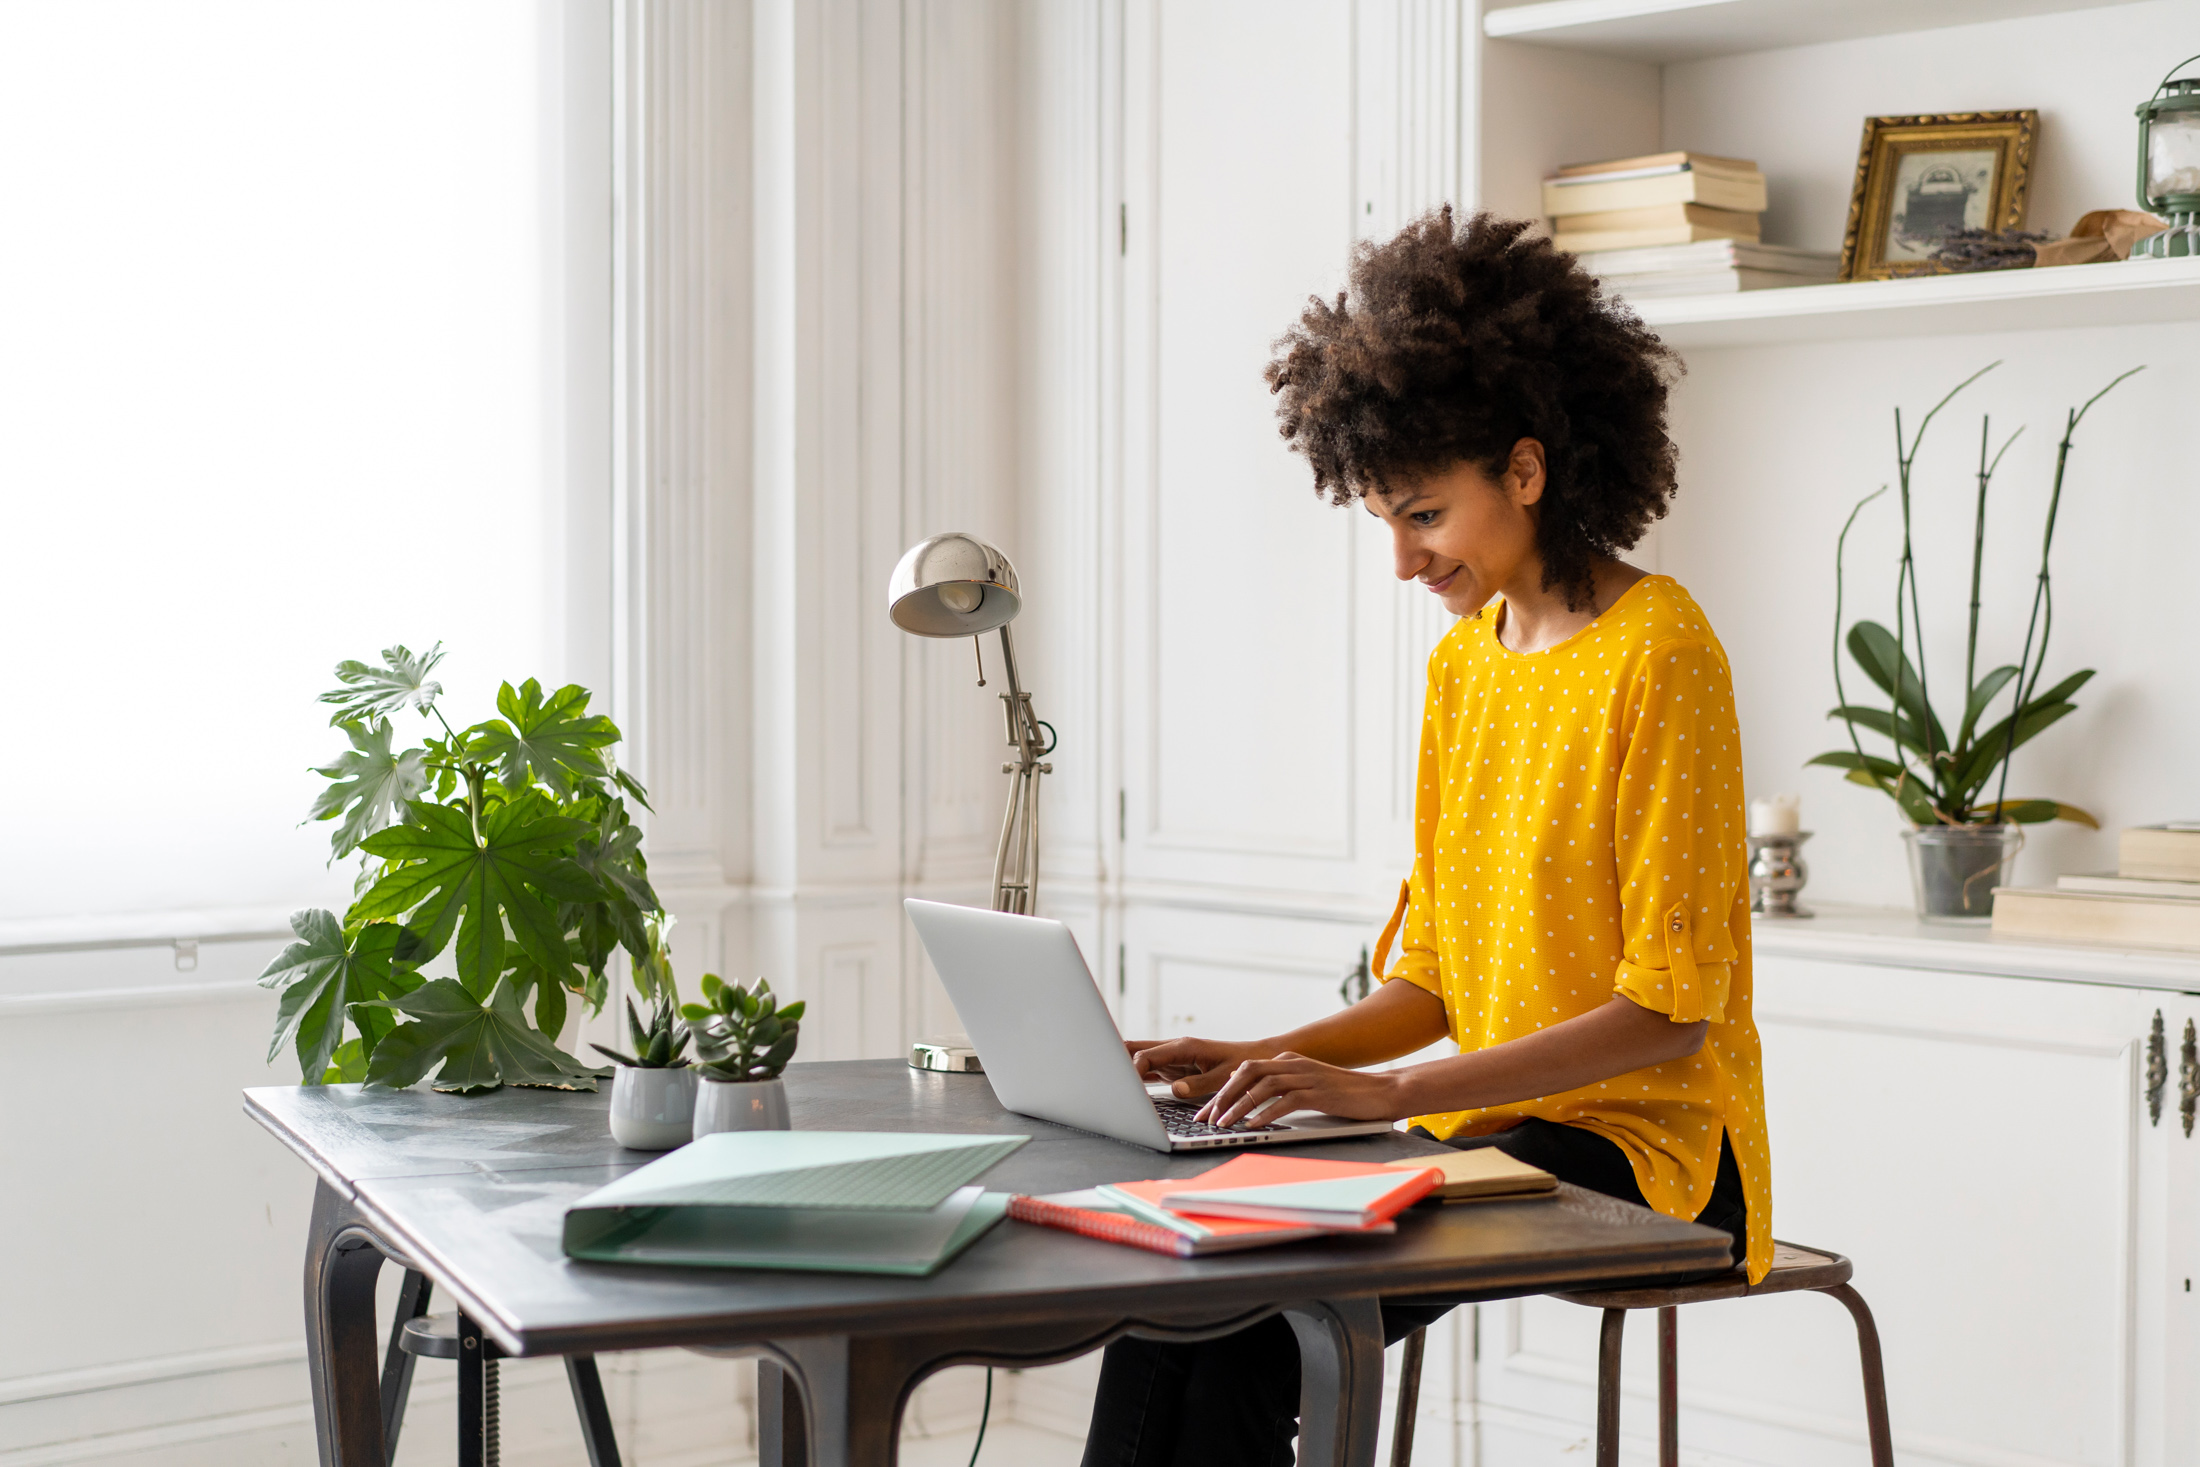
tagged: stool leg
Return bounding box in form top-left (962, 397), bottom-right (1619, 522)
top-left (1823, 1285), bottom-right (1895, 1467)
top-left (1657, 1307), bottom-right (1678, 1467)
top-left (1390, 1326), bottom-right (1427, 1467)
top-left (565, 1356), bottom-right (623, 1467)
top-left (1595, 1309), bottom-right (1626, 1467)
top-left (379, 1270), bottom-right (433, 1464)
top-left (458, 1312), bottom-right (493, 1467)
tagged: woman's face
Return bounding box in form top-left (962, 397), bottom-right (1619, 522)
top-left (1364, 439), bottom-right (1546, 617)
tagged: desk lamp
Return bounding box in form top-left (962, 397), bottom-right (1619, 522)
top-left (889, 533), bottom-right (1055, 1072)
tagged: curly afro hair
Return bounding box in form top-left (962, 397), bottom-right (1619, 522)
top-left (1265, 207), bottom-right (1682, 609)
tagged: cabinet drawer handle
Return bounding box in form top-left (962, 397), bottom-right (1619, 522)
top-left (2148, 1011), bottom-right (2167, 1127)
top-left (2181, 1019), bottom-right (2199, 1141)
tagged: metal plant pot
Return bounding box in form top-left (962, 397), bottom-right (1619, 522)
top-left (1903, 824), bottom-right (2022, 924)
top-left (693, 1076), bottom-right (791, 1135)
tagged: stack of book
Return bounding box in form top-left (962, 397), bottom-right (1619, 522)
top-left (1544, 151), bottom-right (1839, 298)
top-left (1992, 825), bottom-right (2200, 952)
top-left (1544, 151), bottom-right (1768, 252)
top-left (1009, 1151), bottom-right (1553, 1258)
top-left (1572, 240), bottom-right (1841, 299)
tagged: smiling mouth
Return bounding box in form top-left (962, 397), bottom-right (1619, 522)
top-left (1423, 567), bottom-right (1458, 594)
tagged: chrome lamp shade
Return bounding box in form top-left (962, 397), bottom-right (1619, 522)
top-left (887, 534), bottom-right (1022, 637)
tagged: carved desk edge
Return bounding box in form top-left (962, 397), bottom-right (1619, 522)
top-left (321, 1176), bottom-right (1729, 1359)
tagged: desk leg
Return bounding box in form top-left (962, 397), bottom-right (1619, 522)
top-left (758, 1359), bottom-right (808, 1467)
top-left (303, 1180), bottom-right (390, 1467)
top-left (768, 1336), bottom-right (904, 1467)
top-left (1283, 1296), bottom-right (1386, 1467)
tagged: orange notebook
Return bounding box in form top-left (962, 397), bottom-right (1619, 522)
top-left (1145, 1154), bottom-right (1443, 1229)
top-left (1008, 1189), bottom-right (1335, 1257)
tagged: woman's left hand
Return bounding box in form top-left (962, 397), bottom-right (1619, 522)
top-left (1196, 1052), bottom-right (1410, 1129)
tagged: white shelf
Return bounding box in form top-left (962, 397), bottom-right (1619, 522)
top-left (1620, 256), bottom-right (2200, 349)
top-left (1482, 0), bottom-right (2140, 64)
top-left (1753, 903), bottom-right (2200, 994)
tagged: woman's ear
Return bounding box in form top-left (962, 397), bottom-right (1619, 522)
top-left (1506, 438), bottom-right (1547, 506)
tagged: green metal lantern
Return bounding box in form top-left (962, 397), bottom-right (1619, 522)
top-left (2137, 52), bottom-right (2200, 258)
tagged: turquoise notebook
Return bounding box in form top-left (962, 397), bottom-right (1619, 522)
top-left (562, 1131), bottom-right (1027, 1274)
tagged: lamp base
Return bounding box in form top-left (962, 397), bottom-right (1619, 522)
top-left (908, 1036), bottom-right (984, 1073)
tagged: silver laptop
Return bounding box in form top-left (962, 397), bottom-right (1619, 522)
top-left (903, 899), bottom-right (1395, 1152)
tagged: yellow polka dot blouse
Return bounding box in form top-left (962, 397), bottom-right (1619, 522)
top-left (1377, 575), bottom-right (1772, 1283)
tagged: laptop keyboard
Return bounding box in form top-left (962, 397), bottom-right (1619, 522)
top-left (1153, 1097), bottom-right (1279, 1139)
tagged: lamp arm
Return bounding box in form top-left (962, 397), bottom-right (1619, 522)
top-left (989, 624), bottom-right (1052, 914)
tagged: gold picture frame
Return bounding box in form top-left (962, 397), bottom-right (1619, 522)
top-left (1839, 111), bottom-right (2038, 281)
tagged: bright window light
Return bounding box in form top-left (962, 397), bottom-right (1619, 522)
top-left (0, 1), bottom-right (595, 924)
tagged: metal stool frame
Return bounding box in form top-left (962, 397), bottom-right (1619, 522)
top-left (381, 1268), bottom-right (624, 1467)
top-left (1386, 1242), bottom-right (1893, 1467)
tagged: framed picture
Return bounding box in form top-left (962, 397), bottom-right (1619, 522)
top-left (1839, 111), bottom-right (2038, 280)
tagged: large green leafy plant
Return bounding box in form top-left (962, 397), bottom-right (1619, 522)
top-left (259, 645), bottom-right (661, 1092)
top-left (1809, 364), bottom-right (2139, 828)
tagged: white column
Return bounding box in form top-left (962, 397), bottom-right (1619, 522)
top-left (608, 0), bottom-right (751, 987)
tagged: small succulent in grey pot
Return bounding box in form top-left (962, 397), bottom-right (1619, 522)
top-left (684, 975), bottom-right (804, 1134)
top-left (590, 921), bottom-right (697, 1149)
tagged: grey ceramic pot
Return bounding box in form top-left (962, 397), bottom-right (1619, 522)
top-left (608, 1065), bottom-right (698, 1150)
top-left (693, 1076), bottom-right (791, 1135)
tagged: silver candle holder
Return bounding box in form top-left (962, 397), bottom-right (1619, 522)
top-left (1748, 831), bottom-right (1814, 919)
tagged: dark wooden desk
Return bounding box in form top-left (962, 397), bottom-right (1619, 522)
top-left (246, 1058), bottom-right (1730, 1467)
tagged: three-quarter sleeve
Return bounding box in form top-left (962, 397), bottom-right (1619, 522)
top-left (1379, 653), bottom-right (1443, 998)
top-left (1610, 639), bottom-right (1744, 1025)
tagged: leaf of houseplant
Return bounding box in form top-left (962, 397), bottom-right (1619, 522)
top-left (360, 977), bottom-right (605, 1093)
top-left (307, 720), bottom-right (429, 860)
top-left (258, 911), bottom-right (417, 1082)
top-left (1825, 705), bottom-right (1936, 761)
top-left (1949, 701), bottom-right (2080, 798)
top-left (1970, 798), bottom-right (2101, 828)
top-left (1805, 749), bottom-right (1907, 782)
top-left (355, 799), bottom-right (604, 993)
top-left (1957, 665), bottom-right (2019, 749)
top-left (320, 644), bottom-right (446, 727)
top-left (466, 679), bottom-right (619, 799)
top-left (1845, 622), bottom-right (1948, 754)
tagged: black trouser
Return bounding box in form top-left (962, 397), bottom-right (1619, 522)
top-left (1078, 1119), bottom-right (1747, 1467)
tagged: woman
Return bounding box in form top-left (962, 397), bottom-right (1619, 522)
top-left (1080, 209), bottom-right (1770, 1467)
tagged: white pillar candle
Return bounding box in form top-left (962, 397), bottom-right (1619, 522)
top-left (1749, 792), bottom-right (1801, 837)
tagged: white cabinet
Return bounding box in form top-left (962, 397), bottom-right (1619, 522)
top-left (1473, 943), bottom-right (2200, 1467)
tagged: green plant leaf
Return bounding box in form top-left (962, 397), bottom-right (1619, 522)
top-left (466, 679), bottom-right (619, 799)
top-left (535, 969), bottom-right (568, 1038)
top-left (1886, 773), bottom-right (1940, 826)
top-left (355, 800), bottom-right (603, 992)
top-left (257, 911), bottom-right (416, 1083)
top-left (320, 644), bottom-right (446, 727)
top-left (1950, 701), bottom-right (2079, 797)
top-left (1805, 749), bottom-right (1907, 782)
top-left (307, 721), bottom-right (429, 861)
top-left (322, 1038), bottom-right (369, 1085)
top-left (359, 977), bottom-right (605, 1093)
top-left (1826, 705), bottom-right (1937, 761)
top-left (2023, 668), bottom-right (2096, 709)
top-left (1845, 622), bottom-right (1948, 754)
top-left (1958, 665), bottom-right (2020, 748)
top-left (1970, 798), bottom-right (2101, 828)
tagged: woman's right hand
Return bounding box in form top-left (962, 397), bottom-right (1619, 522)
top-left (1124, 1036), bottom-right (1271, 1099)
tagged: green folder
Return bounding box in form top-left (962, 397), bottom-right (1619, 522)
top-left (562, 1131), bottom-right (1027, 1275)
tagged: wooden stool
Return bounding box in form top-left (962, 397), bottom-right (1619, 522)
top-left (1386, 1242), bottom-right (1894, 1467)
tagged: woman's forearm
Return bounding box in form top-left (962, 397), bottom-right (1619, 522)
top-left (1392, 995), bottom-right (1704, 1116)
top-left (1197, 992), bottom-right (1711, 1128)
top-left (1255, 979), bottom-right (1451, 1068)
